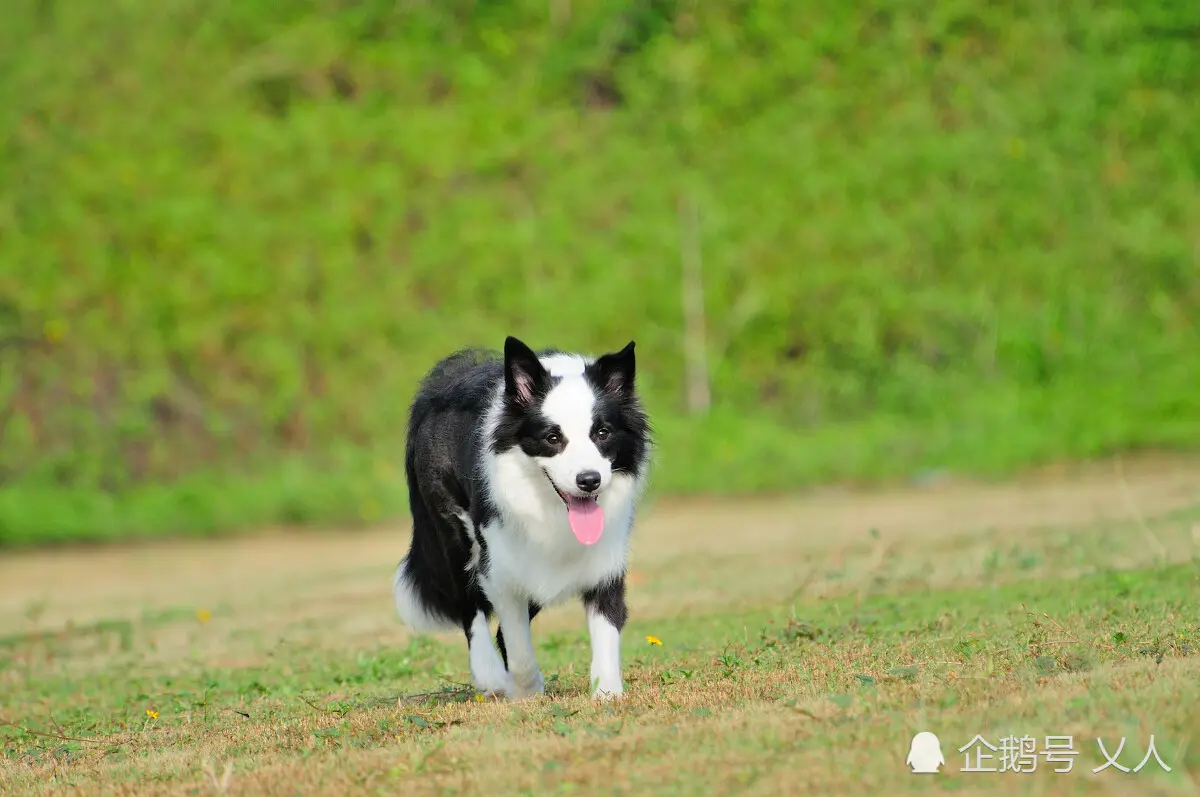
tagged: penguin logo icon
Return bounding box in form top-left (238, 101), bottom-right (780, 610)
top-left (906, 731), bottom-right (945, 774)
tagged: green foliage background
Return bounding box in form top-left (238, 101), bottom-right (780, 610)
top-left (1, 0), bottom-right (1197, 545)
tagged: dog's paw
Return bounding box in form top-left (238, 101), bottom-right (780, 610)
top-left (506, 669), bottom-right (545, 701)
top-left (591, 678), bottom-right (624, 702)
top-left (472, 670), bottom-right (515, 698)
top-left (592, 689), bottom-right (624, 702)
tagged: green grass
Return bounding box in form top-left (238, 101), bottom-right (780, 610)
top-left (3, 564), bottom-right (1198, 794)
top-left (2, 0), bottom-right (1200, 544)
top-left (2, 484), bottom-right (1199, 794)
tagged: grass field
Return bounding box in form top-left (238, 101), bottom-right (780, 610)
top-left (2, 456), bottom-right (1199, 795)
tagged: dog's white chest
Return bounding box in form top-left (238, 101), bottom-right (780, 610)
top-left (479, 515), bottom-right (630, 606)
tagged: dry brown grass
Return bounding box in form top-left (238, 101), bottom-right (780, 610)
top-left (1, 456), bottom-right (1199, 795)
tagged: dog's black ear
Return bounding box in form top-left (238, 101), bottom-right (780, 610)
top-left (504, 336), bottom-right (548, 406)
top-left (590, 341), bottom-right (636, 395)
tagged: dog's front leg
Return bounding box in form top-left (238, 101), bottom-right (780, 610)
top-left (465, 610), bottom-right (514, 697)
top-left (582, 577), bottom-right (626, 701)
top-left (492, 592), bottom-right (544, 700)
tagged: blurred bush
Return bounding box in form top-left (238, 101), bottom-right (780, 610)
top-left (1, 0), bottom-right (1197, 544)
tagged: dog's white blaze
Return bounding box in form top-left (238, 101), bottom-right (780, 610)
top-left (539, 376), bottom-right (612, 494)
top-left (587, 606), bottom-right (624, 698)
top-left (467, 611), bottom-right (514, 695)
top-left (540, 353), bottom-right (587, 377)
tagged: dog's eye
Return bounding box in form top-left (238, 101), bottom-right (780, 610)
top-left (594, 426), bottom-right (610, 441)
top-left (544, 432), bottom-right (562, 446)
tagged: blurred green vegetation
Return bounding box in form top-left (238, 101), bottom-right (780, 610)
top-left (1, 0), bottom-right (1198, 546)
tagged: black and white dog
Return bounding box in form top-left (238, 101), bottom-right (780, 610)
top-left (392, 336), bottom-right (652, 701)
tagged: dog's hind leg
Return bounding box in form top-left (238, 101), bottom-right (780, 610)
top-left (582, 576), bottom-right (627, 700)
top-left (436, 505), bottom-right (514, 698)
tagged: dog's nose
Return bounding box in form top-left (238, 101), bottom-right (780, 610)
top-left (575, 470), bottom-right (602, 493)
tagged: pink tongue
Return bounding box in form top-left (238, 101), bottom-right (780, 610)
top-left (566, 498), bottom-right (605, 545)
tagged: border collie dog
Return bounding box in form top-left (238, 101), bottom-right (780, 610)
top-left (392, 336), bottom-right (651, 701)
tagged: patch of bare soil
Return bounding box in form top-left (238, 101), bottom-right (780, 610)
top-left (1, 455), bottom-right (1197, 636)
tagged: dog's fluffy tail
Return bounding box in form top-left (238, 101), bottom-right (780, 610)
top-left (393, 558), bottom-right (457, 633)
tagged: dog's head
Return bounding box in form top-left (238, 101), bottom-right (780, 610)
top-left (491, 335), bottom-right (649, 545)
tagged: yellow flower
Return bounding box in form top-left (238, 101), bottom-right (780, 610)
top-left (196, 608), bottom-right (212, 624)
top-left (146, 710), bottom-right (159, 719)
top-left (474, 694), bottom-right (486, 702)
top-left (646, 635), bottom-right (663, 647)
